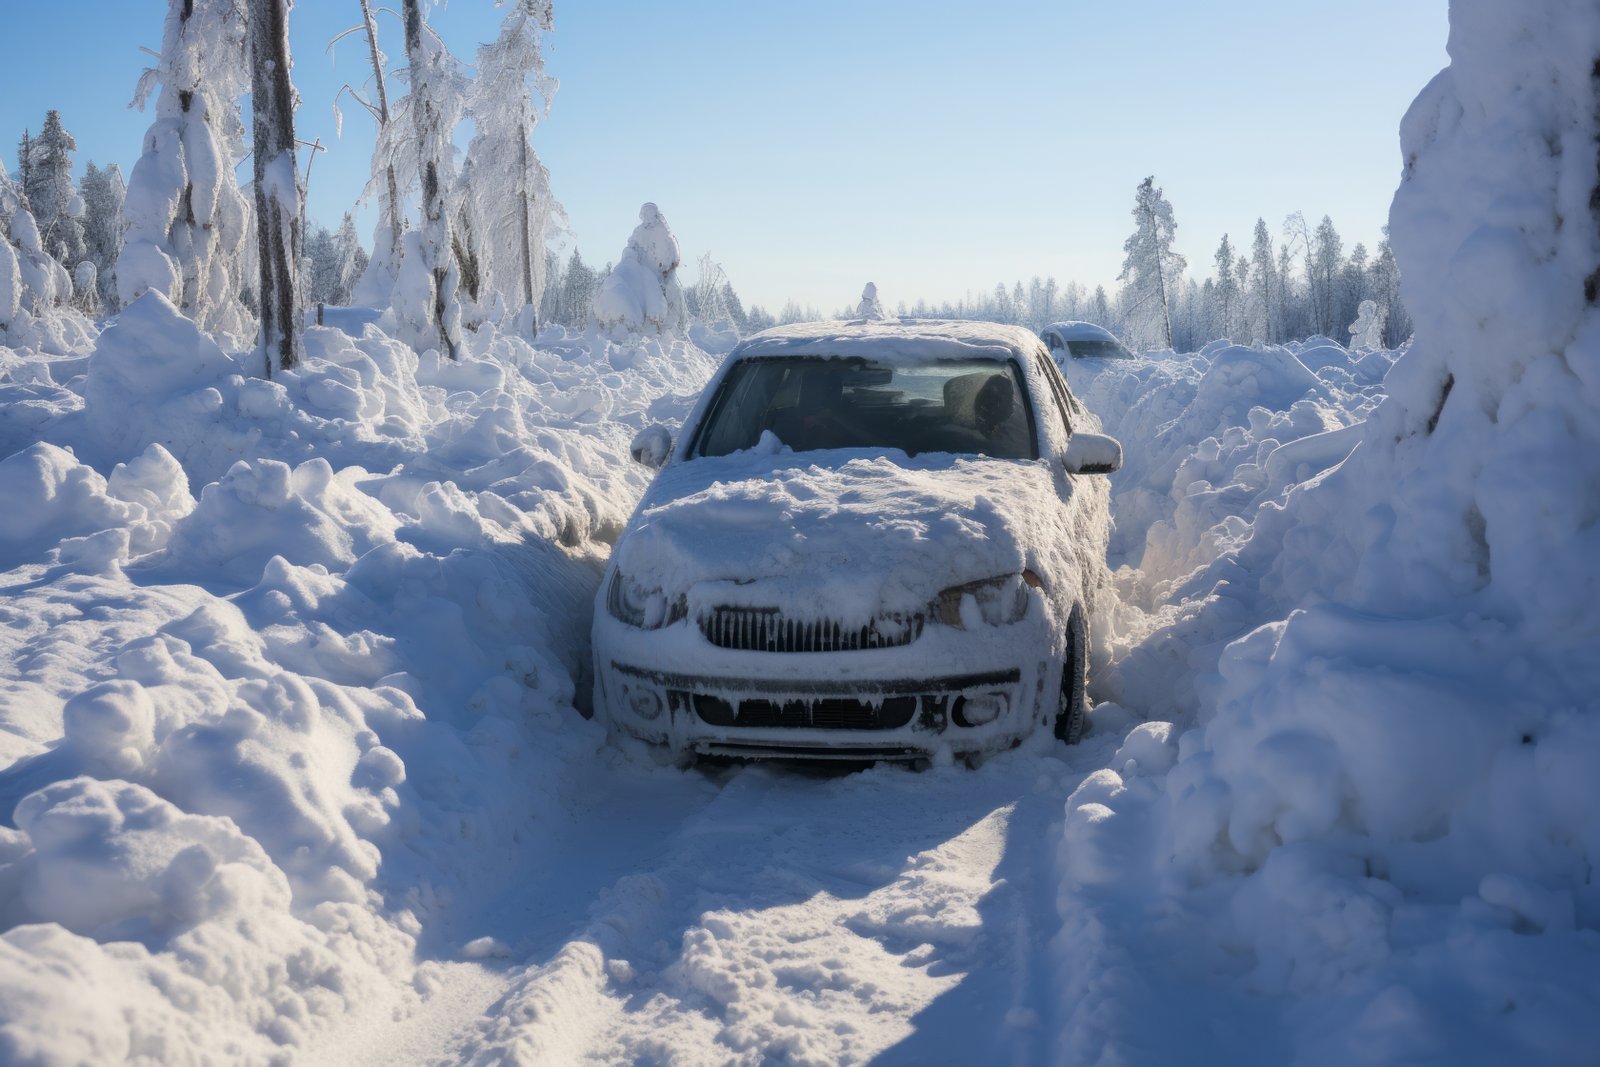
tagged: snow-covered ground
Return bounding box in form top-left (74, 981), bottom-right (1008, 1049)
top-left (6, 293), bottom-right (1588, 1064)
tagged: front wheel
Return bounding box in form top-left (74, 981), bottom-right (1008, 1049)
top-left (1054, 605), bottom-right (1090, 745)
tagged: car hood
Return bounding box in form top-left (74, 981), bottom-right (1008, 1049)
top-left (612, 450), bottom-right (1070, 622)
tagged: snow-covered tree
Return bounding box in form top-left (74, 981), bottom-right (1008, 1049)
top-left (855, 281), bottom-right (887, 320)
top-left (383, 0), bottom-right (467, 358)
top-left (25, 111), bottom-right (85, 271)
top-left (336, 0), bottom-right (404, 297)
top-left (558, 247), bottom-right (597, 326)
top-left (1347, 299), bottom-right (1384, 351)
top-left (1310, 214), bottom-right (1343, 336)
top-left (80, 162), bottom-right (125, 311)
top-left (1211, 234), bottom-right (1239, 340)
top-left (15, 131), bottom-right (32, 200)
top-left (689, 253), bottom-right (733, 326)
top-left (120, 0), bottom-right (252, 339)
top-left (248, 0), bottom-right (303, 374)
top-left (0, 159), bottom-right (27, 330)
top-left (461, 0), bottom-right (561, 329)
top-left (72, 261), bottom-right (100, 316)
top-left (4, 184), bottom-right (72, 316)
top-left (1339, 241), bottom-right (1370, 338)
top-left (330, 214), bottom-right (367, 307)
top-left (1117, 176), bottom-right (1185, 349)
top-left (1090, 285), bottom-right (1111, 327)
top-left (592, 203), bottom-right (687, 336)
top-left (1370, 234), bottom-right (1410, 346)
top-left (721, 280), bottom-right (750, 334)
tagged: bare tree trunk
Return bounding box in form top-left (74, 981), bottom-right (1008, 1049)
top-left (250, 0), bottom-right (303, 374)
top-left (358, 0), bottom-right (402, 262)
top-left (403, 0), bottom-right (458, 360)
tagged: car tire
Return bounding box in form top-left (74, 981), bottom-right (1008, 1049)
top-left (1054, 605), bottom-right (1090, 745)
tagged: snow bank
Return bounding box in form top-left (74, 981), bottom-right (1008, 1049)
top-left (1054, 2), bottom-right (1600, 1061)
top-left (0, 290), bottom-right (717, 1058)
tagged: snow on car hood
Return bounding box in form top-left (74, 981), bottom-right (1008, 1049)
top-left (613, 449), bottom-right (1080, 622)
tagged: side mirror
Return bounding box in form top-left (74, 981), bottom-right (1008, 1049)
top-left (1063, 432), bottom-right (1122, 475)
top-left (630, 424), bottom-right (673, 469)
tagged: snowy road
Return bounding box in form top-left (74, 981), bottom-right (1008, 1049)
top-left (316, 736), bottom-right (1116, 1067)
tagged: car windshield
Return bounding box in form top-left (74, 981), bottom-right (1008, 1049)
top-left (694, 356), bottom-right (1037, 460)
top-left (1067, 338), bottom-right (1133, 359)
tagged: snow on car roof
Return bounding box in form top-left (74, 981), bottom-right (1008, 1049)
top-left (1041, 321), bottom-right (1122, 343)
top-left (733, 318), bottom-right (1045, 364)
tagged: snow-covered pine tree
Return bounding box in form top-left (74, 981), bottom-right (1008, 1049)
top-left (1340, 241), bottom-right (1370, 338)
top-left (331, 214), bottom-right (367, 307)
top-left (1117, 176), bottom-right (1185, 349)
top-left (1311, 214), bottom-right (1343, 338)
top-left (304, 224), bottom-right (336, 304)
top-left (26, 111), bottom-right (86, 271)
top-left (15, 132), bottom-right (32, 201)
top-left (121, 0), bottom-right (252, 339)
top-left (80, 162), bottom-right (125, 311)
top-left (463, 0), bottom-right (562, 331)
top-left (592, 203), bottom-right (687, 336)
top-left (248, 0), bottom-right (302, 374)
top-left (1248, 218), bottom-right (1276, 343)
top-left (1090, 285), bottom-right (1111, 328)
top-left (855, 282), bottom-right (887, 320)
top-left (559, 247), bottom-right (596, 326)
top-left (1212, 234), bottom-right (1238, 340)
top-left (1276, 242), bottom-right (1302, 338)
top-left (1370, 234), bottom-right (1410, 346)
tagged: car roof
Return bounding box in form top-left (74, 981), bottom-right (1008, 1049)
top-left (732, 318), bottom-right (1045, 365)
top-left (1041, 321), bottom-right (1122, 343)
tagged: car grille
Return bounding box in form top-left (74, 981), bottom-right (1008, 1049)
top-left (699, 608), bottom-right (924, 653)
top-left (690, 694), bottom-right (919, 731)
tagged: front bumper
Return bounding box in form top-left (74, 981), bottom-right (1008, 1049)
top-left (593, 612), bottom-right (1058, 761)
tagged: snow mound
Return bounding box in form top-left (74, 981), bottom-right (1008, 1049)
top-left (1054, 3), bottom-right (1600, 1061)
top-left (0, 294), bottom-right (718, 1057)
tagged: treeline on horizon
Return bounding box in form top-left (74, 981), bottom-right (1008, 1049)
top-left (11, 97), bottom-right (1408, 355)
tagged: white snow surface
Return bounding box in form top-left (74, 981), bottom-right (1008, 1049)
top-left (2, 6), bottom-right (1598, 1058)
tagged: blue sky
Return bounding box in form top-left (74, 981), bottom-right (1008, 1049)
top-left (1, 1), bottom-right (1446, 312)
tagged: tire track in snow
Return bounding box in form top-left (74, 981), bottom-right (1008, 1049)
top-left (402, 741), bottom-right (1108, 1066)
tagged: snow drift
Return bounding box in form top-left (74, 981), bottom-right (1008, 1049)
top-left (0, 302), bottom-right (717, 1060)
top-left (1052, 3), bottom-right (1600, 1063)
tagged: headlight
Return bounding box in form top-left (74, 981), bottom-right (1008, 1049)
top-left (934, 574), bottom-right (1034, 629)
top-left (606, 571), bottom-right (685, 629)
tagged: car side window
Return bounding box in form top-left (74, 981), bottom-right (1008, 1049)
top-left (1033, 347), bottom-right (1076, 437)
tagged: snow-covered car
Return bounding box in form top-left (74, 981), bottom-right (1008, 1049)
top-left (593, 319), bottom-right (1123, 764)
top-left (1040, 321), bottom-right (1137, 360)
